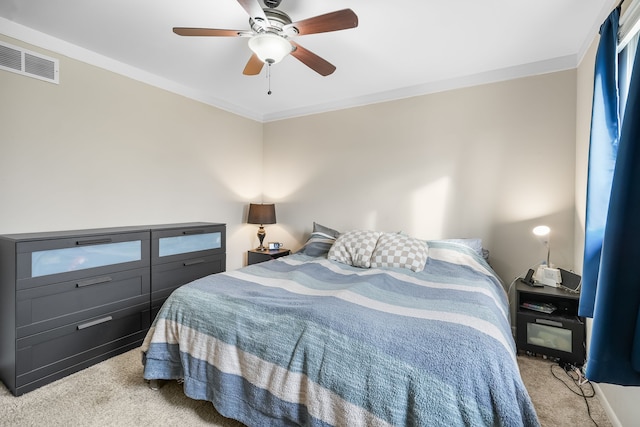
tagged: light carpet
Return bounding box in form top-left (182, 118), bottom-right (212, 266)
top-left (0, 349), bottom-right (612, 426)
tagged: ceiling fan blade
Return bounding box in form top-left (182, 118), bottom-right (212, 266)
top-left (173, 27), bottom-right (245, 37)
top-left (290, 41), bottom-right (336, 76)
top-left (237, 0), bottom-right (268, 24)
top-left (284, 9), bottom-right (358, 36)
top-left (243, 53), bottom-right (264, 75)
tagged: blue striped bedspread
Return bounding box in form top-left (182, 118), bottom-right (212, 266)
top-left (142, 241), bottom-right (539, 426)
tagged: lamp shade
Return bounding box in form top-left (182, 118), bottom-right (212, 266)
top-left (248, 33), bottom-right (292, 64)
top-left (247, 203), bottom-right (276, 225)
top-left (532, 225), bottom-right (550, 237)
top-left (532, 225), bottom-right (551, 267)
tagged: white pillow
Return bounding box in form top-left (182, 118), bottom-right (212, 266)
top-left (370, 233), bottom-right (428, 272)
top-left (429, 238), bottom-right (488, 261)
top-left (328, 230), bottom-right (382, 268)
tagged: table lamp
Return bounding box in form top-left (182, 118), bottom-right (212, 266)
top-left (532, 225), bottom-right (561, 286)
top-left (247, 203), bottom-right (276, 251)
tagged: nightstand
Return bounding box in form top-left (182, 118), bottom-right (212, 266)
top-left (247, 248), bottom-right (291, 265)
top-left (515, 282), bottom-right (585, 366)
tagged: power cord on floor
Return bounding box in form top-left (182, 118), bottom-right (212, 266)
top-left (550, 362), bottom-right (598, 426)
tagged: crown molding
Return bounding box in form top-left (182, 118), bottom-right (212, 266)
top-left (1, 16), bottom-right (593, 124)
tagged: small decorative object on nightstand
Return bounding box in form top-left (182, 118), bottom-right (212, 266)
top-left (248, 248), bottom-right (290, 265)
top-left (247, 203), bottom-right (276, 251)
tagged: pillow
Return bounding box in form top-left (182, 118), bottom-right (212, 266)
top-left (296, 222), bottom-right (341, 257)
top-left (370, 233), bottom-right (428, 272)
top-left (328, 230), bottom-right (382, 268)
top-left (430, 238), bottom-right (489, 261)
top-left (313, 222), bottom-right (340, 238)
top-left (433, 238), bottom-right (482, 254)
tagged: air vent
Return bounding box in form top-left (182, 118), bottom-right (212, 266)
top-left (0, 41), bottom-right (59, 84)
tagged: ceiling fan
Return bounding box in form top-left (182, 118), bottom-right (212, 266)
top-left (173, 0), bottom-right (358, 76)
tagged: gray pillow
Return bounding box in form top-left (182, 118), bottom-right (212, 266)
top-left (296, 222), bottom-right (341, 257)
top-left (313, 222), bottom-right (340, 238)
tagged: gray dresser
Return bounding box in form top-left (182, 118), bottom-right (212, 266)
top-left (0, 222), bottom-right (225, 396)
top-left (150, 223), bottom-right (226, 319)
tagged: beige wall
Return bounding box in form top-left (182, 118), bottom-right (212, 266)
top-left (263, 71), bottom-right (578, 286)
top-left (0, 34), bottom-right (580, 284)
top-left (0, 35), bottom-right (264, 270)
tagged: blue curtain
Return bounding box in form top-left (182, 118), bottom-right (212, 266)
top-left (579, 8), bottom-right (620, 318)
top-left (580, 6), bottom-right (640, 385)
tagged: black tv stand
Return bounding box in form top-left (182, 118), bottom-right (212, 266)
top-left (516, 282), bottom-right (586, 366)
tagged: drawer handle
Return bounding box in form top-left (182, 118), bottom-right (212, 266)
top-left (535, 318), bottom-right (563, 328)
top-left (76, 276), bottom-right (112, 288)
top-left (183, 259), bottom-right (205, 266)
top-left (76, 238), bottom-right (113, 246)
top-left (182, 229), bottom-right (204, 235)
top-left (77, 316), bottom-right (113, 330)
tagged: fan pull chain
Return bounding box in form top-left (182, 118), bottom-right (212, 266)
top-left (267, 62), bottom-right (272, 95)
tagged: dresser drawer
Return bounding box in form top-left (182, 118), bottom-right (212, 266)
top-left (16, 304), bottom-right (150, 383)
top-left (151, 254), bottom-right (225, 304)
top-left (16, 267), bottom-right (150, 338)
top-left (16, 231), bottom-right (150, 285)
top-left (152, 225), bottom-right (225, 264)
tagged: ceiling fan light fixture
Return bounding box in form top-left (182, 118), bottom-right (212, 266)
top-left (248, 33), bottom-right (292, 64)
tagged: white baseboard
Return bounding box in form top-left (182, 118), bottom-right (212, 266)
top-left (593, 383), bottom-right (622, 427)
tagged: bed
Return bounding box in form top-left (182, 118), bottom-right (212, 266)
top-left (141, 229), bottom-right (539, 426)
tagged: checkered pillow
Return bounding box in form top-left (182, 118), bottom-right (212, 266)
top-left (370, 233), bottom-right (428, 272)
top-left (328, 230), bottom-right (382, 268)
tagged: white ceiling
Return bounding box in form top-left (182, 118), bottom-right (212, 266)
top-left (0, 0), bottom-right (616, 122)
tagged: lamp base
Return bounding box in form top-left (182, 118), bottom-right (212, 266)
top-left (256, 226), bottom-right (267, 251)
